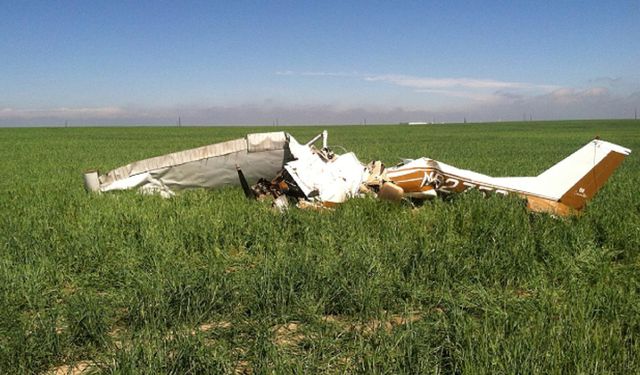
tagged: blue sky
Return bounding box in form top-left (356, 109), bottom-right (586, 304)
top-left (1, 1), bottom-right (639, 125)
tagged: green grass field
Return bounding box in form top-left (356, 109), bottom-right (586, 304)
top-left (1, 120), bottom-right (639, 374)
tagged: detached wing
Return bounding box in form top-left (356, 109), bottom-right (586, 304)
top-left (88, 132), bottom-right (291, 196)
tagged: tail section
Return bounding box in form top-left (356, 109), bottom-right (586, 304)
top-left (534, 139), bottom-right (631, 211)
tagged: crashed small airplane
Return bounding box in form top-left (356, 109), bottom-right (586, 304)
top-left (84, 131), bottom-right (630, 216)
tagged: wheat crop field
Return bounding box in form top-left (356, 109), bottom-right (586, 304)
top-left (1, 120), bottom-right (639, 374)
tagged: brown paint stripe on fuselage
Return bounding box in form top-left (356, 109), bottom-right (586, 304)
top-left (389, 167), bottom-right (521, 196)
top-left (390, 170), bottom-right (427, 191)
top-left (390, 167), bottom-right (576, 216)
top-left (525, 195), bottom-right (575, 216)
top-left (559, 151), bottom-right (626, 210)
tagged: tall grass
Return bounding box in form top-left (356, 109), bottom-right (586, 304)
top-left (0, 120), bottom-right (638, 373)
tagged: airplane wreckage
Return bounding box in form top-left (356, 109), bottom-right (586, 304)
top-left (83, 130), bottom-right (631, 216)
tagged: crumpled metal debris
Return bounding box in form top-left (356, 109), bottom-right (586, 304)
top-left (237, 131), bottom-right (630, 216)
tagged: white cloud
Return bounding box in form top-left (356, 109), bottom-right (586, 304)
top-left (0, 106), bottom-right (127, 119)
top-left (587, 76), bottom-right (640, 94)
top-left (277, 71), bottom-right (560, 104)
top-left (546, 87), bottom-right (610, 104)
top-left (413, 88), bottom-right (498, 102)
top-left (364, 74), bottom-right (558, 91)
top-left (277, 71), bottom-right (557, 91)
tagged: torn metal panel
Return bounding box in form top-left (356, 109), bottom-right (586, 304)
top-left (284, 152), bottom-right (367, 204)
top-left (377, 182), bottom-right (405, 202)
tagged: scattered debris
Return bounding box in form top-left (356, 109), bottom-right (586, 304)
top-left (85, 130), bottom-right (631, 216)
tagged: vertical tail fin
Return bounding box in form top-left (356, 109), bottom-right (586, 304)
top-left (535, 139), bottom-right (631, 210)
